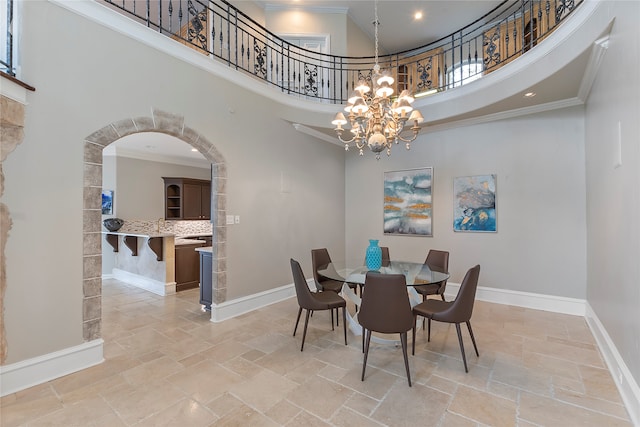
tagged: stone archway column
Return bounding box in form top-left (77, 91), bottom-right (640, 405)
top-left (0, 95), bottom-right (26, 364)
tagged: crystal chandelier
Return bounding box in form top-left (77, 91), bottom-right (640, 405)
top-left (331, 0), bottom-right (424, 160)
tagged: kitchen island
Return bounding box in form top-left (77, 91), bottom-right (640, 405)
top-left (103, 231), bottom-right (212, 296)
top-left (103, 231), bottom-right (177, 296)
top-left (102, 219), bottom-right (213, 295)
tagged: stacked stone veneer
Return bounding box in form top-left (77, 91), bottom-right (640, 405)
top-left (84, 108), bottom-right (227, 342)
top-left (0, 94), bottom-right (26, 364)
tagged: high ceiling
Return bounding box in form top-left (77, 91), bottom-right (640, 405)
top-left (254, 1), bottom-right (505, 53)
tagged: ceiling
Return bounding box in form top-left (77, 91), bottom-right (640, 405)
top-left (103, 132), bottom-right (210, 167)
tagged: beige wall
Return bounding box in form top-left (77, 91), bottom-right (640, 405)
top-left (107, 154), bottom-right (210, 220)
top-left (584, 0), bottom-right (640, 394)
top-left (229, 1), bottom-right (266, 27)
top-left (265, 8), bottom-right (348, 56)
top-left (346, 16), bottom-right (375, 58)
top-left (1, 1), bottom-right (345, 364)
top-left (345, 106), bottom-right (587, 299)
top-left (264, 6), bottom-right (375, 58)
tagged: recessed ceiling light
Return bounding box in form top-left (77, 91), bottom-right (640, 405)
top-left (524, 92), bottom-right (536, 97)
top-left (191, 148), bottom-right (198, 152)
top-left (414, 11), bottom-right (423, 20)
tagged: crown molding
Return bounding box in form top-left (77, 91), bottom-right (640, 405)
top-left (578, 34), bottom-right (612, 103)
top-left (423, 97), bottom-right (585, 134)
top-left (291, 123), bottom-right (342, 146)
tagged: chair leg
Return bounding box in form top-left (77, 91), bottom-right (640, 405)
top-left (422, 294), bottom-right (426, 329)
top-left (342, 307), bottom-right (347, 345)
top-left (400, 332), bottom-right (412, 387)
top-left (293, 307), bottom-right (303, 336)
top-left (412, 315), bottom-right (417, 355)
top-left (455, 323), bottom-right (468, 372)
top-left (330, 309), bottom-right (334, 331)
top-left (427, 318), bottom-right (431, 342)
top-left (361, 329), bottom-right (372, 381)
top-left (336, 308), bottom-right (339, 327)
top-left (362, 325), bottom-right (365, 353)
top-left (466, 321), bottom-right (479, 357)
top-left (301, 309), bottom-right (312, 352)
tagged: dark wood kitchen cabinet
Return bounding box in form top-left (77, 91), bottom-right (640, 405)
top-left (175, 242), bottom-right (205, 291)
top-left (163, 177), bottom-right (211, 220)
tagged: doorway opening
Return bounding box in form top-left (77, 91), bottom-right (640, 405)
top-left (81, 109), bottom-right (227, 342)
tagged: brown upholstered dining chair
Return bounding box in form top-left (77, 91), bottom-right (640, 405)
top-left (311, 248), bottom-right (346, 293)
top-left (412, 264), bottom-right (481, 373)
top-left (359, 271), bottom-right (414, 386)
top-left (414, 249), bottom-right (449, 302)
top-left (380, 246), bottom-right (391, 266)
top-left (290, 259), bottom-right (347, 351)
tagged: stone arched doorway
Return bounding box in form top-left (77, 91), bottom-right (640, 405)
top-left (81, 108), bottom-right (226, 342)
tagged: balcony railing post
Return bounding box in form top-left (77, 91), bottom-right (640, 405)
top-left (146, 0), bottom-right (150, 27)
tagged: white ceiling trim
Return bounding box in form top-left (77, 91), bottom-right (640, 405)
top-left (422, 98), bottom-right (585, 135)
top-left (578, 35), bottom-right (611, 103)
top-left (291, 123), bottom-right (342, 146)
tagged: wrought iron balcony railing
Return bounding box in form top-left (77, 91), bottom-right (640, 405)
top-left (4, 0), bottom-right (582, 101)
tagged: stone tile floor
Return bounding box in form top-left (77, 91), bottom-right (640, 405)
top-left (1, 279), bottom-right (632, 426)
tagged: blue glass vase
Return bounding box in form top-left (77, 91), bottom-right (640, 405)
top-left (365, 239), bottom-right (382, 271)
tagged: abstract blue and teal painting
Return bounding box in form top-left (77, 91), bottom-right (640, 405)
top-left (383, 167), bottom-right (432, 236)
top-left (453, 175), bottom-right (497, 232)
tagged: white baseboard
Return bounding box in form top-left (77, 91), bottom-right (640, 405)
top-left (210, 283), bottom-right (297, 322)
top-left (112, 268), bottom-right (176, 296)
top-left (444, 282), bottom-right (586, 316)
top-left (0, 339), bottom-right (104, 397)
top-left (585, 303), bottom-right (640, 426)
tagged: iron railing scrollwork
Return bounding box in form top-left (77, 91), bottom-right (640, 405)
top-left (2, 0), bottom-right (582, 100)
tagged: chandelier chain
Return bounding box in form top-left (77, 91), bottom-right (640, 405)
top-left (330, 0), bottom-right (424, 159)
top-left (374, 0), bottom-right (379, 67)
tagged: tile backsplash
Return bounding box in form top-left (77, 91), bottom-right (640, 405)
top-left (114, 219), bottom-right (212, 236)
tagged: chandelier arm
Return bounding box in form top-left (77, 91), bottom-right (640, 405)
top-left (395, 133), bottom-right (419, 143)
top-left (336, 133), bottom-right (357, 144)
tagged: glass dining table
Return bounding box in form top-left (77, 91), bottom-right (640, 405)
top-left (317, 261), bottom-right (450, 345)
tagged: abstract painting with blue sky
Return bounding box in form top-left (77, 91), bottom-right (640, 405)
top-left (453, 175), bottom-right (497, 232)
